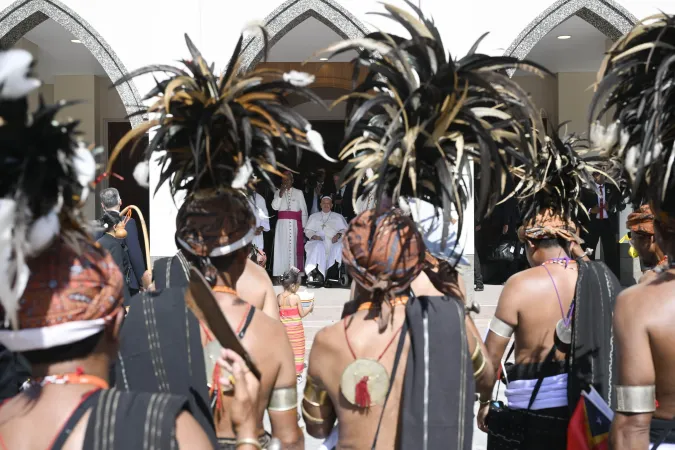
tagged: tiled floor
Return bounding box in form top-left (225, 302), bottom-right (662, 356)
top-left (268, 283), bottom-right (504, 449)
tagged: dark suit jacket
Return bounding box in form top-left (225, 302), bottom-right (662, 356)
top-left (96, 233), bottom-right (132, 304)
top-left (580, 184), bottom-right (625, 233)
top-left (94, 211), bottom-right (145, 290)
top-left (333, 183), bottom-right (355, 222)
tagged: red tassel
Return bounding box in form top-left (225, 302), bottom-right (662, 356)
top-left (355, 376), bottom-right (371, 408)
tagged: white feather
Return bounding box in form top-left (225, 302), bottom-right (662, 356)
top-left (133, 160), bottom-right (150, 189)
top-left (590, 121), bottom-right (619, 151)
top-left (232, 159), bottom-right (253, 190)
top-left (0, 199), bottom-right (30, 329)
top-left (624, 145), bottom-right (639, 178)
top-left (282, 70), bottom-right (315, 87)
top-left (73, 143), bottom-right (96, 187)
top-left (305, 124), bottom-right (337, 162)
top-left (26, 210), bottom-right (60, 256)
top-left (0, 49), bottom-right (40, 99)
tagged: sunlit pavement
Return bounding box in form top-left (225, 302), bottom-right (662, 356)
top-left (264, 283), bottom-right (504, 449)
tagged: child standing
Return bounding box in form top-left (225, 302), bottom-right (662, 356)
top-left (277, 267), bottom-right (313, 380)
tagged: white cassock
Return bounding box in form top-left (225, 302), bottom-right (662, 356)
top-left (271, 187), bottom-right (308, 276)
top-left (304, 211), bottom-right (348, 277)
top-left (248, 192), bottom-right (269, 251)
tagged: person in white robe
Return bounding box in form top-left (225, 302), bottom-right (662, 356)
top-left (304, 196), bottom-right (348, 279)
top-left (272, 172), bottom-right (308, 276)
top-left (248, 190), bottom-right (270, 251)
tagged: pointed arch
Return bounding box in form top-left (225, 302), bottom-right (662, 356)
top-left (239, 0), bottom-right (369, 71)
top-left (0, 0), bottom-right (143, 127)
top-left (504, 0), bottom-right (638, 60)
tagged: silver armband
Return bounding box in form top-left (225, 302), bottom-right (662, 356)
top-left (615, 385), bottom-right (656, 413)
top-left (489, 317), bottom-right (514, 339)
top-left (268, 386), bottom-right (298, 412)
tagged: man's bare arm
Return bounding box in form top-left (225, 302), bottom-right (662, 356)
top-left (610, 288), bottom-right (655, 450)
top-left (481, 275), bottom-right (521, 398)
top-left (268, 321), bottom-right (304, 449)
top-left (261, 272), bottom-right (280, 320)
top-left (466, 316), bottom-right (495, 395)
top-left (303, 328), bottom-right (337, 439)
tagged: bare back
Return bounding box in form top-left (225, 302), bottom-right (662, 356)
top-left (0, 385), bottom-right (91, 450)
top-left (308, 306), bottom-right (410, 449)
top-left (236, 259), bottom-right (280, 320)
top-left (206, 294), bottom-right (298, 441)
top-left (614, 270), bottom-right (675, 419)
top-left (0, 387), bottom-right (210, 450)
top-left (492, 263), bottom-right (578, 364)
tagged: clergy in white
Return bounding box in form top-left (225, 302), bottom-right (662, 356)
top-left (304, 196), bottom-right (348, 278)
top-left (248, 190), bottom-right (270, 251)
top-left (271, 172), bottom-right (308, 276)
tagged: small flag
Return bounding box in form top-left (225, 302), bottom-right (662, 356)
top-left (567, 387), bottom-right (613, 450)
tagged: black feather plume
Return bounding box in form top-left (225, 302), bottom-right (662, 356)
top-left (110, 30), bottom-right (333, 197)
top-left (590, 14), bottom-right (675, 217)
top-left (324, 3), bottom-right (551, 242)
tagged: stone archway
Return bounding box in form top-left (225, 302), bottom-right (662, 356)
top-left (239, 0), bottom-right (369, 71)
top-left (0, 0), bottom-right (143, 127)
top-left (504, 0), bottom-right (638, 60)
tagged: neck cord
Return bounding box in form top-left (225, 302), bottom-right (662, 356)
top-left (541, 260), bottom-right (574, 327)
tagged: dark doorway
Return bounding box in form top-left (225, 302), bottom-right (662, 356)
top-left (107, 121), bottom-right (150, 269)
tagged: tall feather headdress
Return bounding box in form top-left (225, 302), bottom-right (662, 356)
top-left (324, 1), bottom-right (550, 247)
top-left (590, 14), bottom-right (675, 216)
top-left (515, 124), bottom-right (613, 236)
top-left (109, 31), bottom-right (335, 197)
top-left (0, 49), bottom-right (97, 328)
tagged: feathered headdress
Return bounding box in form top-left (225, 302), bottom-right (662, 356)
top-left (109, 31), bottom-right (335, 198)
top-left (590, 14), bottom-right (675, 218)
top-left (323, 1), bottom-right (549, 246)
top-left (0, 49), bottom-right (97, 328)
top-left (515, 122), bottom-right (621, 243)
top-left (518, 128), bottom-right (591, 234)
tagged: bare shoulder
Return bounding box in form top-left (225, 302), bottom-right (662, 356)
top-left (248, 258), bottom-right (271, 280)
top-left (307, 321), bottom-right (342, 381)
top-left (175, 411), bottom-right (212, 449)
top-left (614, 283), bottom-right (650, 326)
top-left (252, 308), bottom-right (286, 338)
top-left (500, 269), bottom-right (537, 298)
top-left (311, 320), bottom-right (342, 357)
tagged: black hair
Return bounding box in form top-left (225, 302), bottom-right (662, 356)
top-left (22, 331), bottom-right (104, 366)
top-left (280, 268), bottom-right (302, 291)
top-left (531, 237), bottom-right (571, 254)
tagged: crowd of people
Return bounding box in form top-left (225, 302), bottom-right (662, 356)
top-left (1, 5), bottom-right (675, 450)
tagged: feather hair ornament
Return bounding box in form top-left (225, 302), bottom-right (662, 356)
top-left (0, 50), bottom-right (97, 328)
top-left (323, 1), bottom-right (551, 254)
top-left (110, 31), bottom-right (334, 198)
top-left (514, 123), bottom-right (616, 237)
top-left (590, 14), bottom-right (675, 217)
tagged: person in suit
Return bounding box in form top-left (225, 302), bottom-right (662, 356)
top-left (96, 187), bottom-right (150, 295)
top-left (580, 172), bottom-right (625, 278)
top-left (331, 173), bottom-right (355, 222)
top-left (303, 168), bottom-right (327, 215)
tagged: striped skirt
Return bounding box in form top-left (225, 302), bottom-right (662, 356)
top-left (279, 306), bottom-right (305, 375)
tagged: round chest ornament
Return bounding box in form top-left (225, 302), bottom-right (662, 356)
top-left (204, 340), bottom-right (233, 393)
top-left (340, 359), bottom-right (389, 408)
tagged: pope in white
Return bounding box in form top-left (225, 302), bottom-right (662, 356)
top-left (304, 196), bottom-right (348, 279)
top-left (272, 171), bottom-right (308, 276)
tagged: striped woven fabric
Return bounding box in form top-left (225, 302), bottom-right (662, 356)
top-left (279, 306), bottom-right (305, 375)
